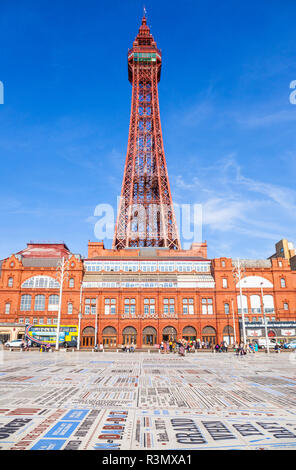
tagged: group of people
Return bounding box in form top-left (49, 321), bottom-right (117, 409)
top-left (121, 343), bottom-right (136, 353)
top-left (213, 341), bottom-right (229, 353)
top-left (39, 343), bottom-right (51, 352)
top-left (20, 339), bottom-right (32, 351)
top-left (234, 342), bottom-right (259, 356)
top-left (159, 339), bottom-right (197, 356)
top-left (19, 339), bottom-right (52, 352)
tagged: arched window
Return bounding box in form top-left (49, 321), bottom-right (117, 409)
top-left (280, 278), bottom-right (286, 288)
top-left (69, 278), bottom-right (74, 288)
top-left (34, 295), bottom-right (45, 311)
top-left (20, 294), bottom-right (31, 311)
top-left (236, 276), bottom-right (273, 288)
top-left (48, 295), bottom-right (59, 311)
top-left (5, 303), bottom-right (11, 314)
top-left (8, 277), bottom-right (13, 287)
top-left (22, 276), bottom-right (60, 289)
top-left (68, 303), bottom-right (73, 314)
top-left (284, 302), bottom-right (289, 311)
top-left (224, 303), bottom-right (230, 314)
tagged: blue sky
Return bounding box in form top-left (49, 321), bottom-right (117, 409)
top-left (0, 0), bottom-right (295, 260)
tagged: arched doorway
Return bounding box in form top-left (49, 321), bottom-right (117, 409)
top-left (162, 326), bottom-right (177, 342)
top-left (82, 326), bottom-right (95, 348)
top-left (143, 326), bottom-right (157, 346)
top-left (223, 325), bottom-right (234, 345)
top-left (202, 326), bottom-right (216, 347)
top-left (182, 326), bottom-right (197, 341)
top-left (122, 326), bottom-right (137, 346)
top-left (102, 326), bottom-right (117, 348)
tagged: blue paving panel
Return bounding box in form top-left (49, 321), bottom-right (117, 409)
top-left (44, 421), bottom-right (80, 438)
top-left (31, 439), bottom-right (66, 450)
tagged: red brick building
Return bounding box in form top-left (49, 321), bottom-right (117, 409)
top-left (0, 240), bottom-right (295, 347)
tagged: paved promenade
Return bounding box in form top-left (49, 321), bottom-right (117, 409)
top-left (0, 349), bottom-right (296, 450)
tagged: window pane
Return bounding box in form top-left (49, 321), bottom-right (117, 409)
top-left (34, 295), bottom-right (45, 311)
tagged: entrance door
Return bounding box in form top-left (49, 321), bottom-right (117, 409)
top-left (82, 326), bottom-right (95, 348)
top-left (182, 327), bottom-right (197, 343)
top-left (103, 336), bottom-right (117, 347)
top-left (123, 334), bottom-right (137, 345)
top-left (143, 334), bottom-right (156, 345)
top-left (142, 326), bottom-right (157, 346)
top-left (202, 326), bottom-right (217, 347)
top-left (202, 335), bottom-right (216, 347)
top-left (122, 327), bottom-right (137, 346)
top-left (82, 336), bottom-right (94, 347)
top-left (162, 326), bottom-right (177, 342)
top-left (0, 334), bottom-right (10, 344)
top-left (102, 327), bottom-right (117, 348)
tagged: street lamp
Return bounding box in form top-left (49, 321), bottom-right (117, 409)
top-left (55, 257), bottom-right (70, 350)
top-left (77, 281), bottom-right (83, 351)
top-left (94, 299), bottom-right (98, 347)
top-left (233, 258), bottom-right (247, 345)
top-left (260, 282), bottom-right (270, 354)
top-left (231, 299), bottom-right (237, 344)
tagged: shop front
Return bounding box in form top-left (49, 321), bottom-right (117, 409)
top-left (0, 323), bottom-right (25, 344)
top-left (241, 321), bottom-right (296, 344)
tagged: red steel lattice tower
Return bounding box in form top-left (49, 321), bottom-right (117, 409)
top-left (113, 16), bottom-right (181, 250)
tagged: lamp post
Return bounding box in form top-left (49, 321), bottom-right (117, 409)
top-left (231, 299), bottom-right (237, 344)
top-left (94, 299), bottom-right (98, 347)
top-left (77, 281), bottom-right (83, 351)
top-left (233, 258), bottom-right (247, 345)
top-left (260, 282), bottom-right (270, 354)
top-left (55, 257), bottom-right (70, 350)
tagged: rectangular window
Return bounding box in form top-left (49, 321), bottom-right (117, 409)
top-left (18, 318), bottom-right (24, 324)
top-left (105, 298), bottom-right (116, 315)
top-left (183, 299), bottom-right (194, 315)
top-left (201, 298), bottom-right (213, 314)
top-left (20, 295), bottom-right (31, 311)
top-left (222, 278), bottom-right (228, 288)
top-left (33, 318), bottom-right (38, 325)
top-left (144, 298), bottom-right (155, 315)
top-left (5, 303), bottom-right (10, 314)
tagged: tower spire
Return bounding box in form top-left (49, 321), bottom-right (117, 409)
top-left (113, 18), bottom-right (180, 250)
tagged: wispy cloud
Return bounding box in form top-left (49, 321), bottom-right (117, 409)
top-left (171, 155), bottom-right (296, 256)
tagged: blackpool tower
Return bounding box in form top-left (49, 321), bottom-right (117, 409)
top-left (113, 15), bottom-right (181, 250)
